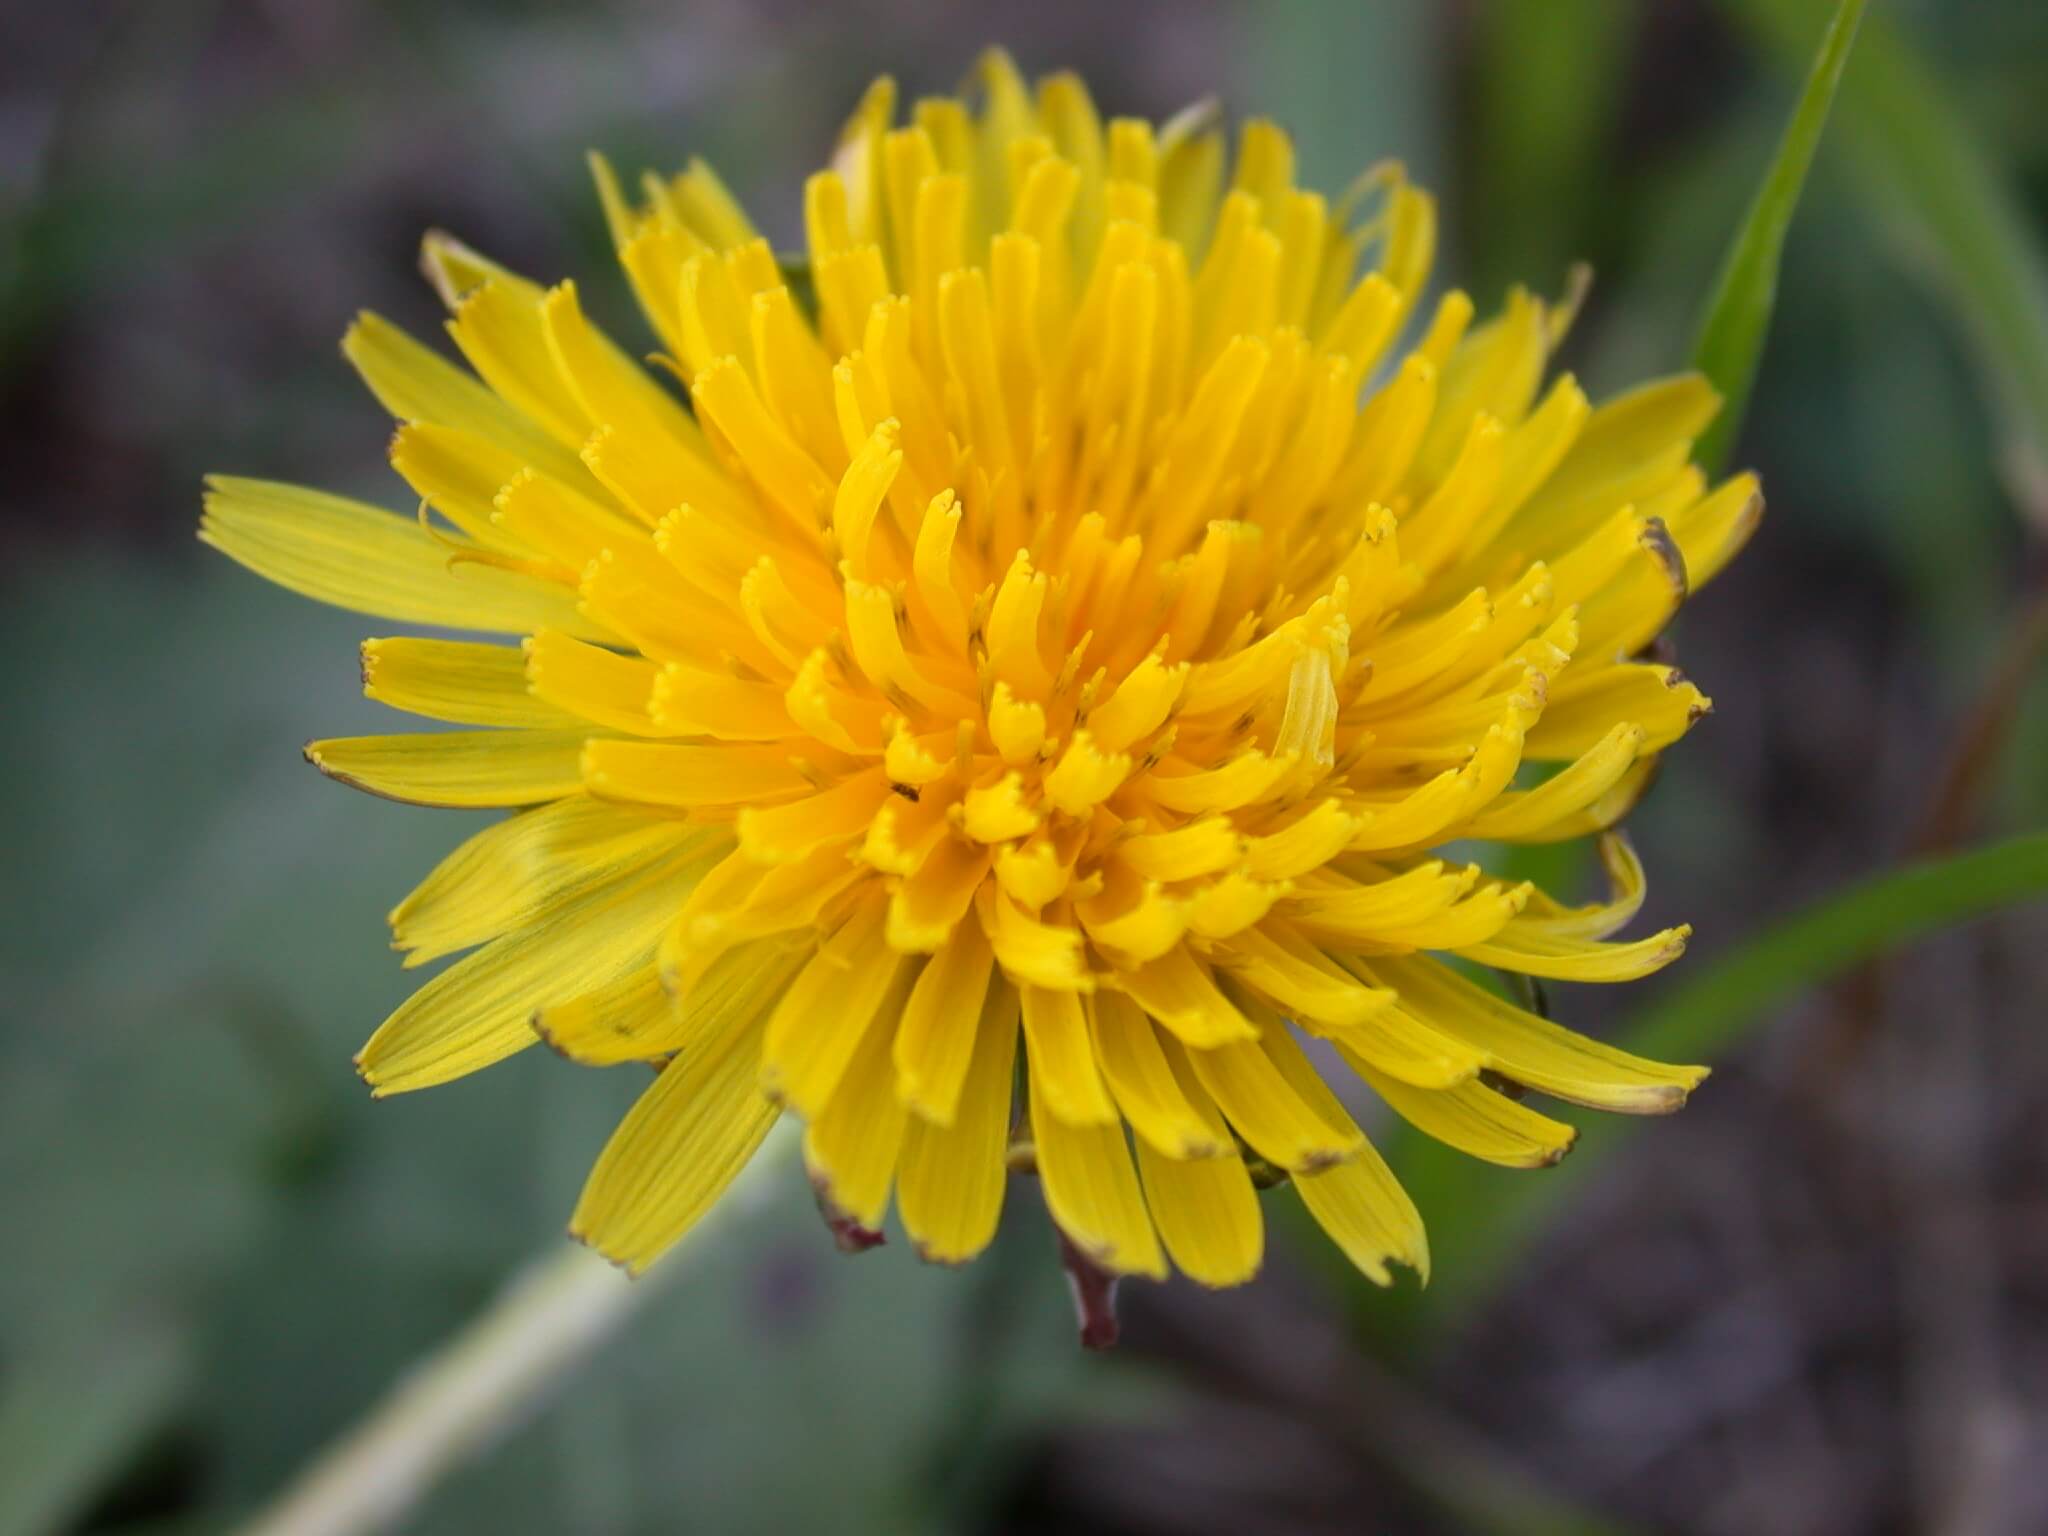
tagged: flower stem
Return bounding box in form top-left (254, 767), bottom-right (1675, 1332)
top-left (235, 1120), bottom-right (794, 1536)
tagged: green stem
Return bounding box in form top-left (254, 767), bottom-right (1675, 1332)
top-left (1693, 0), bottom-right (1866, 474)
top-left (234, 1121), bottom-right (796, 1536)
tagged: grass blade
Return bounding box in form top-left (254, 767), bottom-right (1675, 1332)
top-left (1397, 831), bottom-right (2048, 1326)
top-left (1692, 0), bottom-right (1865, 475)
top-left (1724, 0), bottom-right (2048, 507)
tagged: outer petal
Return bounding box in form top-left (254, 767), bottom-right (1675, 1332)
top-left (1135, 1137), bottom-right (1264, 1287)
top-left (200, 478), bottom-right (600, 637)
top-left (898, 984), bottom-right (1020, 1264)
top-left (1029, 1066), bottom-right (1167, 1280)
top-left (570, 1024), bottom-right (782, 1274)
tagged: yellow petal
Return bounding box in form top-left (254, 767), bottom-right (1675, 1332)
top-left (1112, 944), bottom-right (1257, 1047)
top-left (362, 637), bottom-right (578, 729)
top-left (1085, 652), bottom-right (1185, 753)
top-left (1512, 832), bottom-right (1649, 939)
top-left (660, 843), bottom-right (865, 988)
top-left (201, 478), bottom-right (596, 637)
top-left (1512, 372), bottom-right (1720, 555)
top-left (445, 277), bottom-right (591, 449)
top-left (491, 468), bottom-right (642, 573)
top-left (898, 983), bottom-right (1019, 1264)
top-left (887, 835), bottom-right (993, 952)
top-left (1020, 984), bottom-right (1116, 1124)
top-left (692, 355), bottom-right (836, 527)
top-left (1292, 1139), bottom-right (1427, 1288)
top-left (531, 966), bottom-right (675, 1067)
top-left (1282, 860), bottom-right (1473, 946)
top-left (342, 312), bottom-right (589, 487)
top-left (760, 896), bottom-right (911, 1119)
top-left (1142, 750), bottom-right (1296, 815)
top-left (569, 1021), bottom-right (782, 1274)
top-left (525, 629), bottom-right (666, 735)
top-left (1241, 799), bottom-right (1355, 881)
top-left (860, 788), bottom-right (957, 875)
top-left (1089, 990), bottom-right (1226, 1158)
top-left (537, 937), bottom-right (805, 1067)
top-left (582, 739), bottom-right (816, 809)
top-left (804, 968), bottom-right (915, 1230)
top-left (1184, 1032), bottom-right (1361, 1172)
top-left (1043, 732), bottom-right (1130, 814)
top-left (541, 280), bottom-right (710, 477)
top-left (1117, 817), bottom-right (1242, 882)
top-left (390, 798), bottom-right (709, 965)
top-left (1029, 1066), bottom-right (1167, 1279)
top-left (1526, 662), bottom-right (1709, 759)
top-left (388, 422), bottom-right (541, 555)
top-left (1364, 954), bottom-right (1708, 1113)
top-left (1076, 874), bottom-right (1190, 965)
top-left (308, 729), bottom-right (592, 808)
top-left (1456, 922), bottom-right (1690, 983)
top-left (961, 772), bottom-right (1044, 843)
top-left (1183, 869), bottom-right (1288, 940)
top-left (1135, 1137), bottom-right (1263, 1288)
top-left (737, 770), bottom-right (894, 864)
top-left (895, 923), bottom-right (998, 1123)
top-left (648, 665), bottom-right (796, 740)
top-left (1667, 473), bottom-right (1763, 592)
top-left (360, 841), bottom-right (705, 1094)
top-left (1231, 977), bottom-right (1483, 1092)
top-left (1349, 1054), bottom-right (1577, 1169)
top-left (1209, 922), bottom-right (1394, 1030)
top-left (1368, 880), bottom-right (1529, 951)
top-left (1460, 723), bottom-right (1645, 841)
top-left (992, 835), bottom-right (1073, 911)
top-left (987, 887), bottom-right (1091, 991)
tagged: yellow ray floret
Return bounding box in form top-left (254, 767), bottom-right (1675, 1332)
top-left (206, 49), bottom-right (1752, 1295)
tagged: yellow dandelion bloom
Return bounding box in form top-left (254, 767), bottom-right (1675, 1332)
top-left (203, 52), bottom-right (1760, 1293)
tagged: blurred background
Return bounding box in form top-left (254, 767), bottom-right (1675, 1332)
top-left (5, 1), bottom-right (2047, 1532)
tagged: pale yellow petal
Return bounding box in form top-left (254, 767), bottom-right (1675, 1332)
top-left (1020, 984), bottom-right (1117, 1125)
top-left (359, 841), bottom-right (706, 1094)
top-left (804, 964), bottom-right (916, 1229)
top-left (569, 1022), bottom-right (782, 1274)
top-left (1365, 954), bottom-right (1708, 1113)
top-left (308, 730), bottom-right (594, 809)
top-left (201, 478), bottom-right (600, 637)
top-left (1347, 1050), bottom-right (1578, 1169)
top-left (1135, 1137), bottom-right (1263, 1287)
top-left (390, 798), bottom-right (711, 965)
top-left (1089, 990), bottom-right (1226, 1158)
top-left (1292, 1138), bottom-right (1427, 1287)
top-left (760, 896), bottom-right (911, 1119)
top-left (899, 983), bottom-right (1019, 1264)
top-left (894, 923), bottom-right (998, 1123)
top-left (1029, 1066), bottom-right (1167, 1279)
top-left (363, 637), bottom-right (578, 730)
top-left (536, 937), bottom-right (806, 1067)
top-left (1184, 1033), bottom-right (1361, 1172)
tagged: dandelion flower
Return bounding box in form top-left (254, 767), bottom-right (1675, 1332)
top-left (203, 52), bottom-right (1759, 1298)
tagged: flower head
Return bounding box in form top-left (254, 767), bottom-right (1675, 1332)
top-left (203, 52), bottom-right (1758, 1295)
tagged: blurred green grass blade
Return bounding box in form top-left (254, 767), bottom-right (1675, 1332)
top-left (1692, 0), bottom-right (1865, 475)
top-left (1724, 0), bottom-right (2048, 501)
top-left (1405, 830), bottom-right (2048, 1324)
top-left (0, 1321), bottom-right (191, 1536)
top-left (1469, 0), bottom-right (1636, 302)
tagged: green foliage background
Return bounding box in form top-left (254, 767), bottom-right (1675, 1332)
top-left (3, 2), bottom-right (2045, 1532)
